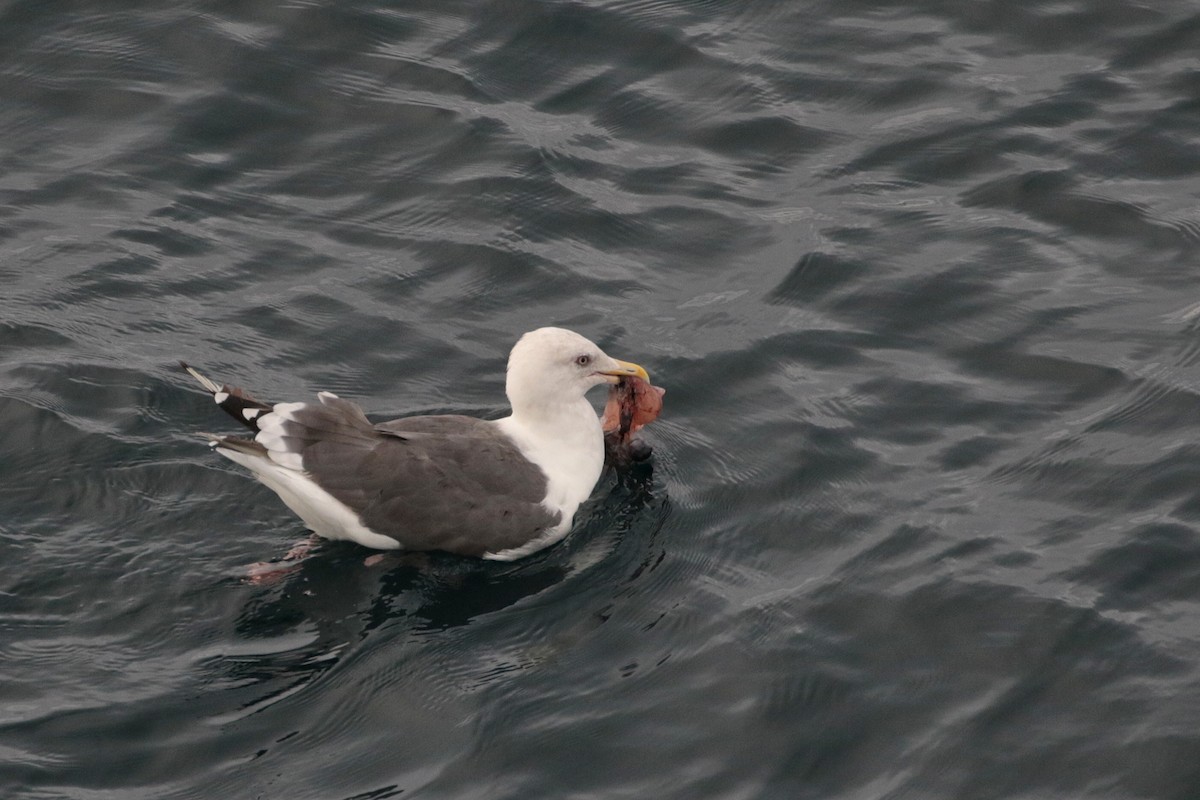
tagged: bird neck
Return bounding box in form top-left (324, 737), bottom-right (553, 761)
top-left (507, 394), bottom-right (600, 441)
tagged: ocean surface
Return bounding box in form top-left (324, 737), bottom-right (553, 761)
top-left (4, 0), bottom-right (1200, 797)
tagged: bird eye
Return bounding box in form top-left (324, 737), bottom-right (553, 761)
top-left (576, 354), bottom-right (592, 367)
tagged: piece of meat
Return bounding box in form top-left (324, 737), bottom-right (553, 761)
top-left (602, 375), bottom-right (665, 465)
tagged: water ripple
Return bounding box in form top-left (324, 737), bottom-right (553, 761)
top-left (7, 0), bottom-right (1200, 797)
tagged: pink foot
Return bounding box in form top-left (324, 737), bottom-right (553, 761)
top-left (283, 534), bottom-right (320, 561)
top-left (243, 560), bottom-right (301, 585)
top-left (242, 534), bottom-right (321, 585)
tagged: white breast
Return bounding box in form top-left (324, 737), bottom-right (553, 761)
top-left (493, 398), bottom-right (605, 528)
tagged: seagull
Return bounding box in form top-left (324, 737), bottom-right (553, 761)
top-left (184, 327), bottom-right (650, 561)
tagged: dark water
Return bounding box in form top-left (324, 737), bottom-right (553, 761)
top-left (5, 0), bottom-right (1200, 797)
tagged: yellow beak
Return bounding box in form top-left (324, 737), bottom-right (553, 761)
top-left (599, 359), bottom-right (650, 383)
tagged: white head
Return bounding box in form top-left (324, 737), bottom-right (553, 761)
top-left (505, 327), bottom-right (647, 417)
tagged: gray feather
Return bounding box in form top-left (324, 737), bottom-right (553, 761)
top-left (268, 401), bottom-right (558, 555)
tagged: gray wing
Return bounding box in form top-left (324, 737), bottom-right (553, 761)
top-left (375, 414), bottom-right (495, 437)
top-left (265, 396), bottom-right (559, 556)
